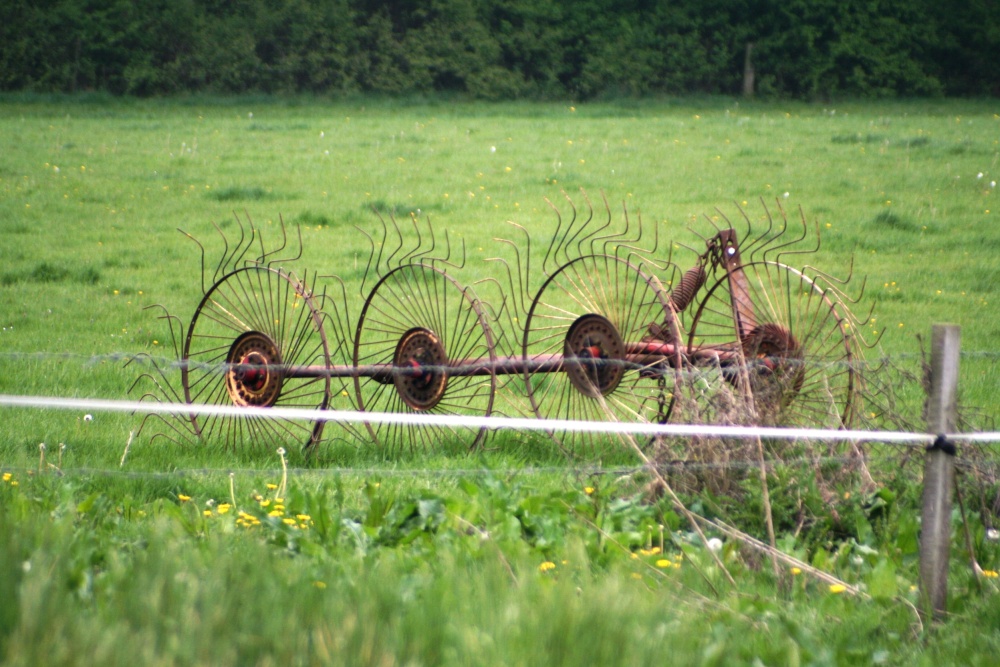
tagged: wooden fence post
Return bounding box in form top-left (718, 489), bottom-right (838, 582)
top-left (919, 324), bottom-right (960, 622)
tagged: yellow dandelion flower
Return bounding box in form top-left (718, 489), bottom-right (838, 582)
top-left (829, 584), bottom-right (847, 594)
top-left (539, 561), bottom-right (556, 572)
top-left (203, 509), bottom-right (213, 518)
top-left (268, 510), bottom-right (284, 518)
top-left (791, 567), bottom-right (802, 575)
top-left (584, 486), bottom-right (595, 495)
top-left (266, 483), bottom-right (278, 490)
top-left (217, 503), bottom-right (231, 514)
top-left (983, 570), bottom-right (999, 578)
top-left (296, 514), bottom-right (312, 522)
top-left (178, 494), bottom-right (191, 502)
top-left (656, 559), bottom-right (672, 568)
top-left (2, 473), bottom-right (11, 482)
top-left (282, 517), bottom-right (297, 526)
top-left (259, 499), bottom-right (271, 508)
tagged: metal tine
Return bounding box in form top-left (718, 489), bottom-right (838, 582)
top-left (411, 214), bottom-right (438, 266)
top-left (608, 197), bottom-right (645, 260)
top-left (541, 196), bottom-right (567, 276)
top-left (229, 213), bottom-right (258, 272)
top-left (575, 192), bottom-right (613, 260)
top-left (263, 216), bottom-right (306, 269)
top-left (257, 214), bottom-right (292, 267)
top-left (433, 231), bottom-right (467, 270)
top-left (548, 193), bottom-right (571, 269)
top-left (488, 223), bottom-right (531, 320)
top-left (354, 224), bottom-right (379, 296)
top-left (614, 206), bottom-right (667, 271)
top-left (744, 199), bottom-right (780, 257)
top-left (398, 213), bottom-right (425, 266)
top-left (208, 217), bottom-right (233, 285)
top-left (219, 210), bottom-right (249, 284)
top-left (314, 274), bottom-right (355, 361)
top-left (142, 304), bottom-right (184, 359)
top-left (702, 211), bottom-right (723, 235)
top-left (149, 430), bottom-right (193, 447)
top-left (177, 228), bottom-right (207, 295)
top-left (588, 192), bottom-right (629, 259)
top-left (559, 190), bottom-right (596, 267)
top-left (765, 203), bottom-right (817, 265)
top-left (721, 202), bottom-right (762, 261)
top-left (126, 355), bottom-right (188, 406)
top-left (472, 279), bottom-right (518, 363)
top-left (553, 189), bottom-right (585, 269)
top-left (382, 210), bottom-right (407, 273)
top-left (804, 261), bottom-right (868, 306)
top-left (131, 407), bottom-right (194, 444)
top-left (804, 250), bottom-right (856, 287)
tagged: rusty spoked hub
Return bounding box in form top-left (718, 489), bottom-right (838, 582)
top-left (225, 331), bottom-right (284, 408)
top-left (564, 314), bottom-right (626, 398)
top-left (393, 327), bottom-right (449, 410)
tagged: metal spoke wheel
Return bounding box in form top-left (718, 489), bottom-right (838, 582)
top-left (353, 264), bottom-right (497, 451)
top-left (686, 261), bottom-right (857, 428)
top-left (182, 266), bottom-right (331, 451)
top-left (522, 255), bottom-right (683, 453)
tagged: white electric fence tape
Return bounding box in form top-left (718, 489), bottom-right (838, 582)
top-left (4, 393), bottom-right (995, 444)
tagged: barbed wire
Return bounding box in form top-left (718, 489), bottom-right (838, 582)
top-left (5, 348), bottom-right (1000, 372)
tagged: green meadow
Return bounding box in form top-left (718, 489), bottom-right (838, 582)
top-left (1, 95), bottom-right (999, 664)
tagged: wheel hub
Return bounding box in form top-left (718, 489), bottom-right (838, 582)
top-left (225, 331), bottom-right (284, 408)
top-left (564, 314), bottom-right (625, 398)
top-left (741, 323), bottom-right (805, 416)
top-left (393, 327), bottom-right (448, 411)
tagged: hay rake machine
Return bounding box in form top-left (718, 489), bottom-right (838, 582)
top-left (130, 194), bottom-right (874, 456)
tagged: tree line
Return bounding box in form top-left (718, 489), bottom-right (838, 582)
top-left (1, 0), bottom-right (996, 99)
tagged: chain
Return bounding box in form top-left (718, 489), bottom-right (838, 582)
top-left (656, 369), bottom-right (669, 425)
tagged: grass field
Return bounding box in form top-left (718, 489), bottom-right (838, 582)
top-left (1, 94), bottom-right (999, 664)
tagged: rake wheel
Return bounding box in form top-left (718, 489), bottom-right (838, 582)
top-left (182, 266), bottom-right (331, 451)
top-left (353, 263), bottom-right (497, 451)
top-left (522, 254), bottom-right (683, 452)
top-left (687, 261), bottom-right (857, 428)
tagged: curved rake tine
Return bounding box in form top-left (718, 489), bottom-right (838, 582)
top-left (541, 196), bottom-right (566, 276)
top-left (415, 214), bottom-right (440, 266)
top-left (604, 195), bottom-right (642, 258)
top-left (355, 224), bottom-right (378, 296)
top-left (264, 217), bottom-right (305, 269)
top-left (574, 194), bottom-right (611, 260)
top-left (399, 213), bottom-right (425, 266)
top-left (224, 212), bottom-right (258, 273)
top-left (560, 190), bottom-right (595, 267)
top-left (432, 228), bottom-right (467, 271)
top-left (178, 228), bottom-right (207, 295)
top-left (767, 205), bottom-right (816, 265)
top-left (383, 212), bottom-right (406, 272)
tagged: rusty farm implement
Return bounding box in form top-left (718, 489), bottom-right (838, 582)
top-left (130, 194), bottom-right (872, 455)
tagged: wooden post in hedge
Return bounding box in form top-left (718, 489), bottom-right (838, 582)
top-left (919, 324), bottom-right (960, 622)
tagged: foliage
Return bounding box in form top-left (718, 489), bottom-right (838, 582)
top-left (3, 466), bottom-right (1000, 665)
top-left (0, 0), bottom-right (997, 98)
